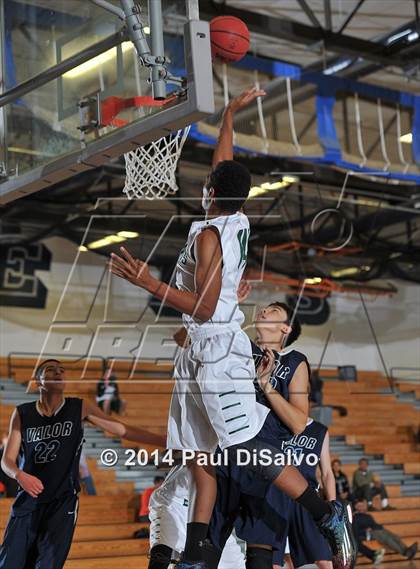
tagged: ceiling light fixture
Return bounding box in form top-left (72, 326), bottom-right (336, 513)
top-left (117, 230), bottom-right (140, 238)
top-left (400, 132), bottom-right (412, 144)
top-left (304, 277), bottom-right (322, 284)
top-left (248, 176), bottom-right (298, 199)
top-left (85, 230), bottom-right (139, 250)
top-left (63, 36), bottom-right (149, 79)
top-left (330, 267), bottom-right (360, 278)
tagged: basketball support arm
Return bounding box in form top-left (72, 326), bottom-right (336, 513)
top-left (88, 0), bottom-right (169, 99)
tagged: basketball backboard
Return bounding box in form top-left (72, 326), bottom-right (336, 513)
top-left (0, 0), bottom-right (214, 204)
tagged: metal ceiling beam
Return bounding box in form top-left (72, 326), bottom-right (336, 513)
top-left (337, 0), bottom-right (366, 34)
top-left (198, 2), bottom-right (416, 68)
top-left (296, 0), bottom-right (323, 28)
top-left (324, 0), bottom-right (333, 31)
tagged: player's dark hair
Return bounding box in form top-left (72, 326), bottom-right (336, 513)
top-left (154, 475), bottom-right (164, 484)
top-left (359, 457), bottom-right (368, 464)
top-left (268, 301), bottom-right (302, 346)
top-left (208, 160), bottom-right (251, 213)
top-left (35, 359), bottom-right (61, 380)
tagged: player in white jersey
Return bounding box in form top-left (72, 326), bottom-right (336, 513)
top-left (110, 88), bottom-right (356, 569)
top-left (148, 465), bottom-right (245, 569)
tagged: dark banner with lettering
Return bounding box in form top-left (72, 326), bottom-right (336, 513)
top-left (286, 294), bottom-right (330, 325)
top-left (0, 244), bottom-right (51, 308)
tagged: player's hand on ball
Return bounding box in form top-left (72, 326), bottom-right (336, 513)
top-left (109, 247), bottom-right (152, 289)
top-left (227, 86), bottom-right (266, 114)
top-left (237, 279), bottom-right (252, 303)
top-left (16, 470), bottom-right (44, 498)
top-left (256, 348), bottom-right (276, 394)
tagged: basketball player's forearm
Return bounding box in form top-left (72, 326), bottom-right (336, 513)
top-left (322, 472), bottom-right (336, 501)
top-left (88, 414), bottom-right (165, 446)
top-left (1, 456), bottom-right (20, 480)
top-left (212, 108), bottom-right (234, 166)
top-left (88, 414), bottom-right (125, 436)
top-left (145, 276), bottom-right (215, 321)
top-left (123, 425), bottom-right (166, 447)
top-left (265, 391), bottom-right (307, 434)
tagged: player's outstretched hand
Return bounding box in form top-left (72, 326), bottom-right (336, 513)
top-left (256, 348), bottom-right (276, 394)
top-left (227, 86), bottom-right (266, 114)
top-left (237, 279), bottom-right (252, 303)
top-left (109, 247), bottom-right (152, 290)
top-left (16, 470), bottom-right (44, 498)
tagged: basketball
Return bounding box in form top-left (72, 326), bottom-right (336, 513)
top-left (210, 16), bottom-right (250, 63)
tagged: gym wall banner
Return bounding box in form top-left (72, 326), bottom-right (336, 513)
top-left (286, 294), bottom-right (330, 326)
top-left (0, 244), bottom-right (51, 309)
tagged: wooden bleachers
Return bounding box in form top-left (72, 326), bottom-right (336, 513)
top-left (323, 371), bottom-right (420, 565)
top-left (1, 357), bottom-right (419, 567)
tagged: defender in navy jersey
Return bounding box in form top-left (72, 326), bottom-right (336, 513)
top-left (208, 301), bottom-right (356, 569)
top-left (209, 302), bottom-right (310, 566)
top-left (0, 359), bottom-right (165, 569)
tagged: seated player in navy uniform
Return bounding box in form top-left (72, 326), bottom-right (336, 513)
top-left (0, 358), bottom-right (166, 569)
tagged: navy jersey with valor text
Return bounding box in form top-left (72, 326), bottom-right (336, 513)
top-left (13, 397), bottom-right (84, 513)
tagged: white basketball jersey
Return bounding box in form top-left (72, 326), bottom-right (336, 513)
top-left (175, 212), bottom-right (250, 334)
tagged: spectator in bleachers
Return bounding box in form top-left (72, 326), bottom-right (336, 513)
top-left (353, 499), bottom-right (418, 563)
top-left (332, 458), bottom-right (352, 503)
top-left (0, 433), bottom-right (18, 498)
top-left (353, 458), bottom-right (394, 510)
top-left (79, 450), bottom-right (97, 496)
top-left (138, 476), bottom-right (165, 523)
top-left (96, 367), bottom-right (126, 416)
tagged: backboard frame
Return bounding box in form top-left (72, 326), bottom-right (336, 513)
top-left (0, 17), bottom-right (214, 204)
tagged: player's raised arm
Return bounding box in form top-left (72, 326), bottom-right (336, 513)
top-left (109, 226), bottom-right (222, 322)
top-left (258, 355), bottom-right (309, 435)
top-left (83, 400), bottom-right (166, 447)
top-left (319, 431), bottom-right (336, 501)
top-left (1, 409), bottom-right (44, 498)
top-left (212, 86), bottom-right (266, 167)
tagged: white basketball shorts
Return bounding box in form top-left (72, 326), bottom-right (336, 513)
top-left (167, 325), bottom-right (269, 452)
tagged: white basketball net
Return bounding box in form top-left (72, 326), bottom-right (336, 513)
top-left (123, 126), bottom-right (191, 199)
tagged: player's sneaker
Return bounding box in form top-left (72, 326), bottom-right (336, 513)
top-left (373, 548), bottom-right (385, 565)
top-left (317, 500), bottom-right (357, 569)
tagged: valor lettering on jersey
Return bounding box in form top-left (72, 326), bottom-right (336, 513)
top-left (253, 352), bottom-right (293, 392)
top-left (26, 421), bottom-right (73, 443)
top-left (282, 433), bottom-right (317, 452)
top-left (281, 433), bottom-right (319, 468)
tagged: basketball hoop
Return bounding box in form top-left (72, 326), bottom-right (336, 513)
top-left (99, 94), bottom-right (190, 200)
top-left (123, 125), bottom-right (190, 200)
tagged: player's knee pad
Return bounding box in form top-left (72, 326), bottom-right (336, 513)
top-left (245, 546), bottom-right (273, 569)
top-left (149, 544), bottom-right (173, 569)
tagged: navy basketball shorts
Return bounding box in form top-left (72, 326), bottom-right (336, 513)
top-left (0, 493), bottom-right (79, 569)
top-left (209, 457), bottom-right (290, 556)
top-left (272, 500), bottom-right (332, 566)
